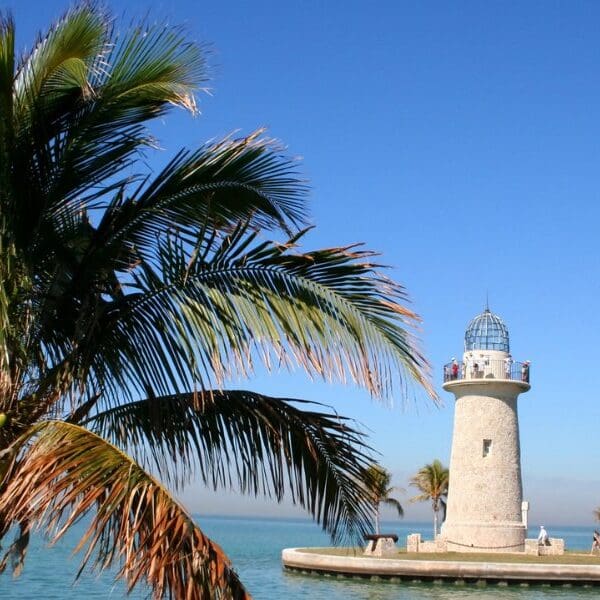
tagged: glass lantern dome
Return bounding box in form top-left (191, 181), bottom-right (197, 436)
top-left (464, 308), bottom-right (510, 352)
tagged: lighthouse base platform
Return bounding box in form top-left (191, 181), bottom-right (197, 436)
top-left (282, 547), bottom-right (600, 586)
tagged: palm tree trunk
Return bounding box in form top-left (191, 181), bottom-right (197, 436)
top-left (432, 497), bottom-right (440, 539)
top-left (375, 504), bottom-right (380, 535)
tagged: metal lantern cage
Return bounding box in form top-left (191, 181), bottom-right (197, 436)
top-left (464, 309), bottom-right (510, 352)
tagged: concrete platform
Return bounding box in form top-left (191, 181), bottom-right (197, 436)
top-left (282, 548), bottom-right (600, 586)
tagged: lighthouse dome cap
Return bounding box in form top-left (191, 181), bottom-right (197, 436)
top-left (464, 308), bottom-right (510, 352)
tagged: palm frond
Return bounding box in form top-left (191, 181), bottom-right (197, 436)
top-left (97, 129), bottom-right (308, 254)
top-left (34, 12), bottom-right (209, 216)
top-left (78, 225), bottom-right (433, 409)
top-left (9, 6), bottom-right (210, 252)
top-left (27, 222), bottom-right (433, 419)
top-left (0, 14), bottom-right (14, 165)
top-left (3, 5), bottom-right (102, 245)
top-left (408, 492), bottom-right (431, 504)
top-left (102, 15), bottom-right (206, 113)
top-left (363, 464), bottom-right (403, 521)
top-left (10, 8), bottom-right (106, 231)
top-left (382, 497), bottom-right (404, 517)
top-left (0, 421), bottom-right (248, 599)
top-left (83, 390), bottom-right (375, 544)
top-left (0, 15), bottom-right (20, 375)
top-left (13, 5), bottom-right (107, 114)
top-left (409, 459), bottom-right (449, 502)
top-left (0, 520), bottom-right (29, 577)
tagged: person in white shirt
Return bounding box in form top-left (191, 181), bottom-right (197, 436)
top-left (522, 360), bottom-right (530, 382)
top-left (504, 355), bottom-right (512, 379)
top-left (591, 530), bottom-right (600, 554)
top-left (465, 353), bottom-right (472, 378)
top-left (538, 525), bottom-right (549, 546)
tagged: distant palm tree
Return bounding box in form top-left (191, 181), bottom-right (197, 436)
top-left (409, 459), bottom-right (449, 538)
top-left (365, 464), bottom-right (404, 534)
top-left (594, 507), bottom-right (600, 521)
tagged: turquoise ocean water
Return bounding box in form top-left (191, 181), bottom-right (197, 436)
top-left (1, 516), bottom-right (597, 599)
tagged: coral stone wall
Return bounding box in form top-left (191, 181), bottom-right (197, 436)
top-left (441, 378), bottom-right (529, 552)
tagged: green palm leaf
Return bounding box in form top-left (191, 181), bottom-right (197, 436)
top-left (383, 497), bottom-right (404, 517)
top-left (74, 225), bottom-right (433, 408)
top-left (13, 6), bottom-right (106, 104)
top-left (22, 223), bottom-right (432, 422)
top-left (0, 15), bottom-right (15, 168)
top-left (9, 5), bottom-right (208, 251)
top-left (0, 421), bottom-right (248, 599)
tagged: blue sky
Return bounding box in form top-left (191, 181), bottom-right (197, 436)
top-left (10, 1), bottom-right (600, 526)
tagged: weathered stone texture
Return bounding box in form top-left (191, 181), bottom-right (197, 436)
top-left (363, 537), bottom-right (397, 557)
top-left (441, 349), bottom-right (530, 552)
top-left (525, 538), bottom-right (565, 556)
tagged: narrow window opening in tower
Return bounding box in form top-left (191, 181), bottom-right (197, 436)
top-left (483, 439), bottom-right (492, 457)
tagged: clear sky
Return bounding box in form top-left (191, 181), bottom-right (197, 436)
top-left (10, 1), bottom-right (600, 527)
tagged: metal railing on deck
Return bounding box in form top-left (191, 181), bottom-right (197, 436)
top-left (443, 359), bottom-right (530, 384)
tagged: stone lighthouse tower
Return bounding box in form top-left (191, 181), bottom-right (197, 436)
top-left (440, 308), bottom-right (530, 553)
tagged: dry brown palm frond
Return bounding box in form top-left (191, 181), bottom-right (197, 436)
top-left (0, 421), bottom-right (249, 599)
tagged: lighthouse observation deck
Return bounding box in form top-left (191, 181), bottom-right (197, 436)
top-left (443, 359), bottom-right (530, 384)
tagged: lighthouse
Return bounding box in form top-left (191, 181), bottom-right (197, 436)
top-left (440, 308), bottom-right (530, 553)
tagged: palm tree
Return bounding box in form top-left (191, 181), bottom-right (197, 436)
top-left (0, 5), bottom-right (434, 598)
top-left (364, 464), bottom-right (404, 535)
top-left (409, 460), bottom-right (449, 539)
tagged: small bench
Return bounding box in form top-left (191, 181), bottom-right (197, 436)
top-left (363, 534), bottom-right (398, 556)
